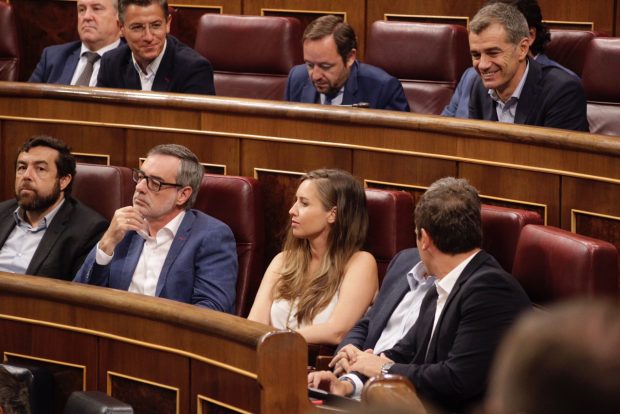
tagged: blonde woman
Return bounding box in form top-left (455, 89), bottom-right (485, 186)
top-left (249, 169), bottom-right (378, 345)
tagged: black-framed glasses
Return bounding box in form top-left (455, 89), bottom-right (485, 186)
top-left (132, 169), bottom-right (183, 192)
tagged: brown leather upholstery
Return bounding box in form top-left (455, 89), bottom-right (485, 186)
top-left (582, 37), bottom-right (620, 136)
top-left (365, 21), bottom-right (471, 115)
top-left (194, 174), bottom-right (264, 316)
top-left (194, 14), bottom-right (303, 100)
top-left (0, 2), bottom-right (19, 81)
top-left (364, 189), bottom-right (415, 284)
top-left (481, 204), bottom-right (543, 272)
top-left (512, 225), bottom-right (619, 304)
top-left (546, 29), bottom-right (600, 76)
top-left (73, 164), bottom-right (135, 222)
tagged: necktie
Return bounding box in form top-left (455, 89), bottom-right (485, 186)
top-left (75, 52), bottom-right (100, 86)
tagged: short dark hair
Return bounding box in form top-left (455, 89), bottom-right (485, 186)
top-left (303, 15), bottom-right (357, 63)
top-left (17, 135), bottom-right (76, 196)
top-left (470, 3), bottom-right (530, 46)
top-left (119, 0), bottom-right (168, 24)
top-left (487, 0), bottom-right (550, 55)
top-left (0, 365), bottom-right (30, 414)
top-left (147, 144), bottom-right (203, 209)
top-left (414, 177), bottom-right (482, 254)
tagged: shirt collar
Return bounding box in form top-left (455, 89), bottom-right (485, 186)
top-left (435, 250), bottom-right (480, 298)
top-left (138, 209), bottom-right (185, 241)
top-left (13, 198), bottom-right (66, 232)
top-left (80, 39), bottom-right (121, 56)
top-left (489, 59), bottom-right (530, 103)
top-left (407, 260), bottom-right (435, 290)
top-left (132, 39), bottom-right (167, 78)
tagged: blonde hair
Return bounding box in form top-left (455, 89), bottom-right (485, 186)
top-left (274, 169), bottom-right (368, 325)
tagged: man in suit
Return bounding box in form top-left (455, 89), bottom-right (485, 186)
top-left (284, 15), bottom-right (409, 111)
top-left (74, 144), bottom-right (238, 313)
top-left (309, 177), bottom-right (531, 413)
top-left (29, 0), bottom-right (122, 86)
top-left (467, 3), bottom-right (588, 131)
top-left (0, 136), bottom-right (108, 280)
top-left (442, 0), bottom-right (578, 119)
top-left (96, 0), bottom-right (215, 94)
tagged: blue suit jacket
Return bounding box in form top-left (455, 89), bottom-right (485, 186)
top-left (469, 58), bottom-right (589, 131)
top-left (379, 250), bottom-right (531, 412)
top-left (29, 40), bottom-right (82, 84)
top-left (284, 60), bottom-right (410, 111)
top-left (337, 248), bottom-right (420, 352)
top-left (97, 35), bottom-right (215, 95)
top-left (74, 209), bottom-right (238, 313)
top-left (441, 53), bottom-right (579, 119)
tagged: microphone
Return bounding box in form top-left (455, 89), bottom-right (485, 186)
top-left (337, 102), bottom-right (370, 108)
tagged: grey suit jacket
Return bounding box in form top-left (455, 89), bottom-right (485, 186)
top-left (0, 197), bottom-right (108, 280)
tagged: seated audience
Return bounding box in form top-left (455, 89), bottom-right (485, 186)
top-left (248, 169), bottom-right (378, 345)
top-left (467, 3), bottom-right (588, 131)
top-left (0, 136), bottom-right (107, 280)
top-left (442, 0), bottom-right (577, 118)
top-left (97, 0), bottom-right (215, 94)
top-left (309, 177), bottom-right (531, 413)
top-left (74, 144), bottom-right (238, 312)
top-left (284, 15), bottom-right (410, 111)
top-left (29, 0), bottom-right (122, 86)
top-left (0, 366), bottom-right (30, 414)
top-left (485, 299), bottom-right (620, 414)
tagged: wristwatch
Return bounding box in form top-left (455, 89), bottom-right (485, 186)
top-left (381, 361), bottom-right (395, 376)
top-left (338, 376), bottom-right (356, 397)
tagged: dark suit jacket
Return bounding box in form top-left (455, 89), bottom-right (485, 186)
top-left (284, 60), bottom-right (410, 111)
top-left (0, 197), bottom-right (108, 280)
top-left (74, 210), bottom-right (238, 313)
top-left (338, 248), bottom-right (421, 352)
top-left (28, 40), bottom-right (122, 85)
top-left (380, 250), bottom-right (531, 413)
top-left (469, 58), bottom-right (588, 131)
top-left (97, 35), bottom-right (215, 95)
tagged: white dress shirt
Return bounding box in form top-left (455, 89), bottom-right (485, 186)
top-left (131, 39), bottom-right (167, 91)
top-left (70, 39), bottom-right (121, 86)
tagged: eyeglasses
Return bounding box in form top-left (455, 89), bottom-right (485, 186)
top-left (132, 169), bottom-right (183, 192)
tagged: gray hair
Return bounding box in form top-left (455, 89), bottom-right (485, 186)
top-left (147, 144), bottom-right (203, 209)
top-left (469, 3), bottom-right (529, 45)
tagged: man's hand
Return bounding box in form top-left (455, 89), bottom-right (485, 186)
top-left (99, 206), bottom-right (147, 255)
top-left (329, 344), bottom-right (368, 375)
top-left (307, 371), bottom-right (352, 396)
top-left (348, 352), bottom-right (393, 378)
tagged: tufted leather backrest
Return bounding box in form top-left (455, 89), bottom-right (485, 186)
top-left (194, 174), bottom-right (264, 316)
top-left (0, 2), bottom-right (19, 81)
top-left (546, 29), bottom-right (601, 76)
top-left (512, 225), bottom-right (618, 305)
top-left (195, 14), bottom-right (303, 100)
top-left (364, 189), bottom-right (415, 284)
top-left (73, 164), bottom-right (135, 222)
top-left (481, 204), bottom-right (543, 273)
top-left (582, 37), bottom-right (620, 136)
top-left (366, 21), bottom-right (471, 115)
top-left (64, 391), bottom-right (133, 414)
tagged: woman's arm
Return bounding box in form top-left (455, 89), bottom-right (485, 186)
top-left (297, 251), bottom-right (378, 345)
top-left (247, 252), bottom-right (284, 325)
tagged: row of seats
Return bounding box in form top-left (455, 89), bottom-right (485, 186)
top-left (1, 4), bottom-right (618, 134)
top-left (73, 164), bottom-right (619, 319)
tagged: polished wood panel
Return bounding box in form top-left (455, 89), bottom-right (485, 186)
top-left (538, 0), bottom-right (614, 34)
top-left (0, 273), bottom-right (311, 413)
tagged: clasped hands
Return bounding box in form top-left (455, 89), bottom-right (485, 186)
top-left (307, 344), bottom-right (393, 396)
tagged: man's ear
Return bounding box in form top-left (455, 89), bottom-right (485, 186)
top-left (419, 228), bottom-right (432, 250)
top-left (518, 37), bottom-right (530, 60)
top-left (59, 175), bottom-right (72, 192)
top-left (346, 48), bottom-right (357, 68)
top-left (176, 186), bottom-right (192, 207)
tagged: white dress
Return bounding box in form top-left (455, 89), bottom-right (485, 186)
top-left (270, 293), bottom-right (339, 330)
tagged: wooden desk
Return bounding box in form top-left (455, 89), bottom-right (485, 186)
top-left (0, 81), bottom-right (618, 279)
top-left (0, 273), bottom-right (310, 413)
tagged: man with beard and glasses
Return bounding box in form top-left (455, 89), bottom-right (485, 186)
top-left (0, 136), bottom-right (108, 280)
top-left (284, 15), bottom-right (409, 111)
top-left (29, 0), bottom-right (122, 86)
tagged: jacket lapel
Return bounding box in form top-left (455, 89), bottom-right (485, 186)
top-left (59, 46), bottom-right (81, 85)
top-left (112, 233), bottom-right (144, 290)
top-left (0, 204), bottom-right (17, 249)
top-left (155, 212), bottom-right (193, 296)
top-left (26, 200), bottom-right (73, 275)
top-left (515, 59), bottom-right (542, 125)
top-left (152, 36), bottom-right (174, 92)
top-left (341, 61), bottom-right (359, 105)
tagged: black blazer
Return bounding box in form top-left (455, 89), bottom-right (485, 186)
top-left (97, 35), bottom-right (215, 95)
top-left (381, 250), bottom-right (531, 413)
top-left (338, 248), bottom-right (421, 352)
top-left (469, 58), bottom-right (589, 132)
top-left (0, 197), bottom-right (108, 280)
